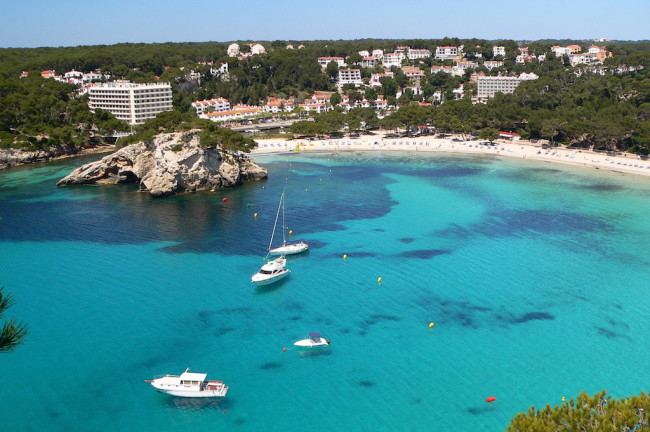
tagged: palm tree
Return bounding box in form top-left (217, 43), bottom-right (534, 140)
top-left (0, 287), bottom-right (28, 353)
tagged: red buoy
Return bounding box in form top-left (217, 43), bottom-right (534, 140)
top-left (282, 347), bottom-right (287, 352)
top-left (486, 396), bottom-right (497, 403)
top-left (222, 197), bottom-right (227, 202)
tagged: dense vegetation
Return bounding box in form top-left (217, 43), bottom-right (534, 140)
top-left (0, 39), bottom-right (648, 155)
top-left (0, 287), bottom-right (28, 353)
top-left (507, 390), bottom-right (649, 431)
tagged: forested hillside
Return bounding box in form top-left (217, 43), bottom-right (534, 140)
top-left (0, 39), bottom-right (648, 155)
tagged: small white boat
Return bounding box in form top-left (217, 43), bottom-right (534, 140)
top-left (145, 368), bottom-right (228, 398)
top-left (251, 256), bottom-right (290, 286)
top-left (294, 332), bottom-right (331, 348)
top-left (268, 241), bottom-right (309, 256)
top-left (267, 190), bottom-right (309, 256)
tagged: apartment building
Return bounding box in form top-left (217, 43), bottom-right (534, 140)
top-left (191, 98), bottom-right (231, 115)
top-left (477, 73), bottom-right (538, 102)
top-left (435, 46), bottom-right (460, 60)
top-left (493, 46), bottom-right (506, 57)
top-left (338, 69), bottom-right (363, 86)
top-left (407, 49), bottom-right (431, 60)
top-left (370, 72), bottom-right (394, 87)
top-left (88, 81), bottom-right (173, 125)
top-left (484, 61), bottom-right (504, 70)
top-left (360, 57), bottom-right (378, 68)
top-left (318, 57), bottom-right (346, 68)
top-left (382, 52), bottom-right (405, 68)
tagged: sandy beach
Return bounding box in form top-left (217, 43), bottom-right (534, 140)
top-left (251, 133), bottom-right (650, 179)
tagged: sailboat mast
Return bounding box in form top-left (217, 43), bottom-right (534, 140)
top-left (281, 191), bottom-right (287, 246)
top-left (268, 191), bottom-right (283, 252)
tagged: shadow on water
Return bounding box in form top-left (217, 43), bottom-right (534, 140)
top-left (164, 395), bottom-right (231, 411)
top-left (397, 249), bottom-right (451, 259)
top-left (253, 276), bottom-right (292, 294)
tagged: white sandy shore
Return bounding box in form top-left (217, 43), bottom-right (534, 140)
top-left (251, 133), bottom-right (650, 179)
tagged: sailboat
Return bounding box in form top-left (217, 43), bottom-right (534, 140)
top-left (267, 190), bottom-right (309, 256)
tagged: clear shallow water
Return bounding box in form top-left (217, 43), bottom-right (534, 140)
top-left (0, 152), bottom-right (649, 432)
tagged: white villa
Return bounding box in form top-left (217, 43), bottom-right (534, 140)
top-left (370, 72), bottom-right (394, 87)
top-left (484, 60), bottom-right (504, 70)
top-left (318, 57), bottom-right (346, 68)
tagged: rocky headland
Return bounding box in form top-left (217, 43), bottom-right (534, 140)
top-left (0, 143), bottom-right (114, 170)
top-left (57, 130), bottom-right (267, 197)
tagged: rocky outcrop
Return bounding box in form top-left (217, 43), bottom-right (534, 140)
top-left (0, 143), bottom-right (98, 170)
top-left (57, 130), bottom-right (267, 197)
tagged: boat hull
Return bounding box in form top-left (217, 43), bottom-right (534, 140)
top-left (293, 337), bottom-right (330, 348)
top-left (251, 269), bottom-right (290, 286)
top-left (154, 388), bottom-right (227, 398)
top-left (268, 242), bottom-right (309, 256)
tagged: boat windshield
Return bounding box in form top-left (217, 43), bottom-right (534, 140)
top-left (259, 269), bottom-right (279, 275)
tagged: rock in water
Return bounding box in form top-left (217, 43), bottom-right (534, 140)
top-left (57, 130), bottom-right (267, 197)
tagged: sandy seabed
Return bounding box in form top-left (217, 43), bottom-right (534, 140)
top-left (251, 133), bottom-right (650, 179)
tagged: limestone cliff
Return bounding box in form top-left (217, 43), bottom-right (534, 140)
top-left (56, 130), bottom-right (267, 197)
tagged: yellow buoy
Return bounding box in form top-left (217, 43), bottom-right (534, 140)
top-left (285, 177), bottom-right (288, 181)
top-left (289, 230), bottom-right (293, 236)
top-left (343, 254), bottom-right (347, 260)
top-left (329, 169), bottom-right (332, 173)
top-left (429, 322), bottom-right (435, 328)
top-left (254, 213), bottom-right (258, 218)
top-left (561, 396), bottom-right (565, 402)
top-left (377, 277), bottom-right (382, 283)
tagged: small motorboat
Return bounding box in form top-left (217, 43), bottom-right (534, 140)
top-left (145, 368), bottom-right (228, 398)
top-left (251, 256), bottom-right (290, 286)
top-left (293, 332), bottom-right (331, 348)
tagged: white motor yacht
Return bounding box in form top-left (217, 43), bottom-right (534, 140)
top-left (293, 332), bottom-right (331, 348)
top-left (251, 256), bottom-right (290, 286)
top-left (146, 369), bottom-right (228, 398)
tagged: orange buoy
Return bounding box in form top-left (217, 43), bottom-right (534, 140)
top-left (486, 396), bottom-right (497, 403)
top-left (222, 197), bottom-right (227, 202)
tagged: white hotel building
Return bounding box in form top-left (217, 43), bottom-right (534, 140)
top-left (477, 73), bottom-right (538, 102)
top-left (88, 81), bottom-right (173, 125)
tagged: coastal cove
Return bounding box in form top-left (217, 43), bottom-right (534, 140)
top-left (252, 133), bottom-right (650, 179)
top-left (0, 150), bottom-right (649, 432)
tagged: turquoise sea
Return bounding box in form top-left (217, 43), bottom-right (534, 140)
top-left (0, 151), bottom-right (649, 432)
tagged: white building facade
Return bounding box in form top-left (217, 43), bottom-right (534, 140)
top-left (88, 81), bottom-right (173, 125)
top-left (477, 73), bottom-right (538, 102)
top-left (493, 46), bottom-right (506, 57)
top-left (192, 98), bottom-right (231, 115)
top-left (435, 46), bottom-right (460, 60)
top-left (338, 69), bottom-right (363, 86)
top-left (318, 57), bottom-right (346, 68)
top-left (407, 49), bottom-right (431, 60)
top-left (382, 52), bottom-right (405, 68)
